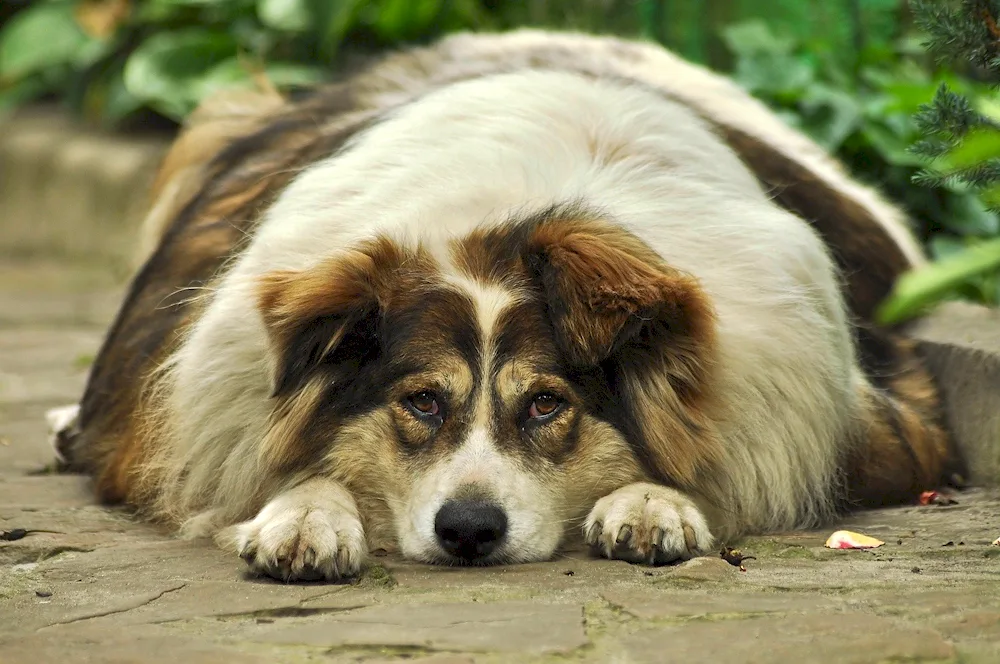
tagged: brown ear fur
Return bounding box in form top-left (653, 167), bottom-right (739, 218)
top-left (253, 238), bottom-right (412, 469)
top-left (524, 218), bottom-right (723, 484)
top-left (256, 237), bottom-right (413, 398)
top-left (524, 219), bottom-right (716, 368)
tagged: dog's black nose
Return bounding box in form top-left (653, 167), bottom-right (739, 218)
top-left (434, 500), bottom-right (508, 561)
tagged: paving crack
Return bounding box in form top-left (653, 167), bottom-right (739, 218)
top-left (39, 584), bottom-right (187, 629)
top-left (300, 587), bottom-right (350, 604)
top-left (210, 604), bottom-right (369, 621)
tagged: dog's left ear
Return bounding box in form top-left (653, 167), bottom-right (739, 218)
top-left (524, 219), bottom-right (716, 370)
top-left (255, 237), bottom-right (410, 397)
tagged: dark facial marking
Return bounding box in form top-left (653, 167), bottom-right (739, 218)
top-left (298, 284), bottom-right (485, 460)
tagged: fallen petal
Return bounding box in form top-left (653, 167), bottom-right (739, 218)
top-left (824, 530), bottom-right (885, 549)
top-left (919, 490), bottom-right (958, 506)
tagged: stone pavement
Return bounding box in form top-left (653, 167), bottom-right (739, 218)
top-left (2, 259), bottom-right (1000, 664)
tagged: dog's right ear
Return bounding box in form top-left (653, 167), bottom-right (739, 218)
top-left (256, 238), bottom-right (408, 397)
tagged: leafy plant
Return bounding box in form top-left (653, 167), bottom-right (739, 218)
top-left (877, 0), bottom-right (1000, 322)
top-left (719, 17), bottom-right (1000, 321)
top-left (0, 0), bottom-right (493, 125)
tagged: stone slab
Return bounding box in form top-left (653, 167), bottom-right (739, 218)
top-left (0, 108), bottom-right (169, 271)
top-left (249, 601), bottom-right (588, 654)
top-left (622, 612), bottom-right (955, 664)
top-left (909, 301), bottom-right (1000, 486)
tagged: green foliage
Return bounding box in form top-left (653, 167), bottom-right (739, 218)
top-left (878, 237), bottom-right (1000, 322)
top-left (0, 2), bottom-right (91, 80)
top-left (877, 0), bottom-right (1000, 322)
top-left (0, 0), bottom-right (493, 124)
top-left (720, 17), bottom-right (999, 310)
top-left (912, 0), bottom-right (1000, 68)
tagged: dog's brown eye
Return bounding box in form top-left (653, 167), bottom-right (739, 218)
top-left (528, 393), bottom-right (561, 419)
top-left (407, 391), bottom-right (440, 417)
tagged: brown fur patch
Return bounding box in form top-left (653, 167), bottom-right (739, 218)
top-left (845, 335), bottom-right (955, 506)
top-left (523, 217), bottom-right (716, 373)
top-left (254, 237), bottom-right (440, 467)
top-left (257, 237), bottom-right (410, 345)
top-left (521, 217), bottom-right (723, 487)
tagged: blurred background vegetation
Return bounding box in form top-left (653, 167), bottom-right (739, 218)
top-left (0, 0), bottom-right (998, 321)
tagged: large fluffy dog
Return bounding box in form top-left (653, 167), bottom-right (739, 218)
top-left (53, 30), bottom-right (960, 581)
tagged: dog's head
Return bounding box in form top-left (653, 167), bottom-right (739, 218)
top-left (255, 209), bottom-right (720, 564)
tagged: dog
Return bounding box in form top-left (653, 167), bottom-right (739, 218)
top-left (50, 30), bottom-right (960, 582)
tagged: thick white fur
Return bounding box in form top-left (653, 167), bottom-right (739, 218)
top-left (364, 30), bottom-right (925, 270)
top-left (152, 68), bottom-right (869, 564)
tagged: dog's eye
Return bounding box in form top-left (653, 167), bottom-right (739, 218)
top-left (528, 393), bottom-right (562, 419)
top-left (407, 391), bottom-right (440, 417)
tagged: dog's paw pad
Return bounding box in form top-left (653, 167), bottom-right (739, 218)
top-left (232, 504), bottom-right (365, 582)
top-left (584, 483), bottom-right (713, 565)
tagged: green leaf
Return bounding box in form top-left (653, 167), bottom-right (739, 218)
top-left (880, 80), bottom-right (943, 115)
top-left (982, 183), bottom-right (1000, 211)
top-left (862, 123), bottom-right (926, 167)
top-left (733, 54), bottom-right (814, 96)
top-left (101, 73), bottom-right (144, 124)
top-left (137, 0), bottom-right (257, 23)
top-left (441, 0), bottom-right (493, 30)
top-left (313, 0), bottom-right (367, 55)
top-left (123, 29), bottom-right (238, 120)
top-left (946, 128), bottom-right (1000, 169)
top-left (720, 20), bottom-right (795, 59)
top-left (0, 3), bottom-right (91, 82)
top-left (928, 235), bottom-right (967, 261)
top-left (877, 237), bottom-right (1000, 323)
top-left (258, 0), bottom-right (312, 32)
top-left (374, 0), bottom-right (444, 41)
top-left (942, 193), bottom-right (1000, 236)
top-left (975, 93), bottom-right (1000, 124)
top-left (798, 84), bottom-right (863, 151)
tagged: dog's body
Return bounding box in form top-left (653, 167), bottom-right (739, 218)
top-left (56, 30), bottom-right (958, 580)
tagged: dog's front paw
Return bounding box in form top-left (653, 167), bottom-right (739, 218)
top-left (584, 482), bottom-right (713, 565)
top-left (226, 479), bottom-right (366, 582)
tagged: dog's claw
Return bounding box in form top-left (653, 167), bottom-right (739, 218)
top-left (682, 523), bottom-right (697, 552)
top-left (585, 521), bottom-right (603, 545)
top-left (239, 545), bottom-right (257, 564)
top-left (584, 483), bottom-right (714, 565)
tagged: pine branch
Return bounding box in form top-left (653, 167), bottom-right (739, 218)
top-left (913, 0), bottom-right (1000, 67)
top-left (911, 1), bottom-right (1000, 197)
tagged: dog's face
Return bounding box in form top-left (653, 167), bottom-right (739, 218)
top-left (255, 212), bottom-right (719, 565)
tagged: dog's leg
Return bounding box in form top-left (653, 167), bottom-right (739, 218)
top-left (218, 476), bottom-right (367, 582)
top-left (846, 331), bottom-right (959, 507)
top-left (583, 482), bottom-right (714, 564)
